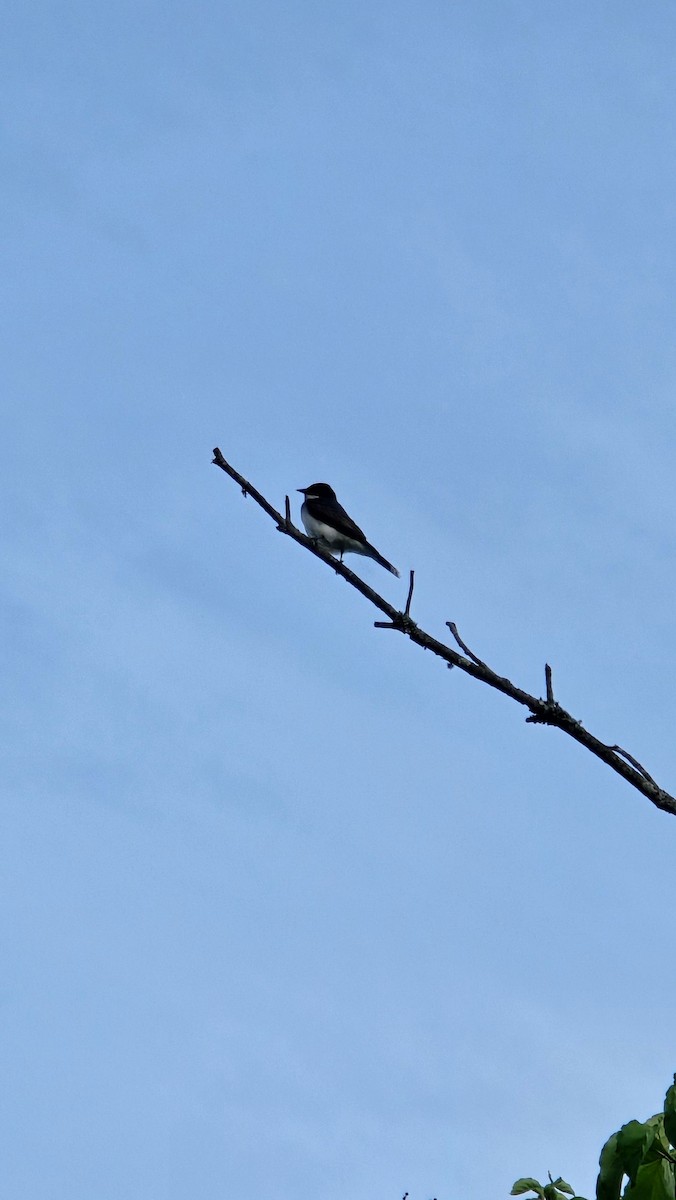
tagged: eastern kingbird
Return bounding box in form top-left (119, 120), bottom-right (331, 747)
top-left (297, 483), bottom-right (400, 577)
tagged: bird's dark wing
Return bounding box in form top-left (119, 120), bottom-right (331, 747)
top-left (309, 496), bottom-right (368, 543)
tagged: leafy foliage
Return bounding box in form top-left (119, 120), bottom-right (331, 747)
top-left (513, 1077), bottom-right (676, 1200)
top-left (511, 1173), bottom-right (586, 1200)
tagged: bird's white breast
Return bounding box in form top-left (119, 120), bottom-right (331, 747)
top-left (301, 505), bottom-right (366, 554)
top-left (301, 507), bottom-right (340, 545)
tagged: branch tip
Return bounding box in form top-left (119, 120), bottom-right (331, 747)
top-left (404, 569), bottom-right (415, 617)
top-left (607, 745), bottom-right (656, 784)
top-left (446, 622), bottom-right (489, 669)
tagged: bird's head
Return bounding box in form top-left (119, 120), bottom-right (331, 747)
top-left (297, 483), bottom-right (337, 501)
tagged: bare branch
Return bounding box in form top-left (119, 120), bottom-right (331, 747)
top-left (606, 745), bottom-right (656, 785)
top-left (404, 569), bottom-right (415, 618)
top-left (212, 448), bottom-right (676, 817)
top-left (446, 621), bottom-right (489, 669)
top-left (374, 570), bottom-right (416, 631)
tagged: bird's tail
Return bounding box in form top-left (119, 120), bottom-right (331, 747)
top-left (367, 545), bottom-right (400, 577)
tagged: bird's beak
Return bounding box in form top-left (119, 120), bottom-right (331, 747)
top-left (297, 488), bottom-right (306, 494)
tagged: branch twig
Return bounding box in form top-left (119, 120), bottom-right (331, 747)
top-left (212, 448), bottom-right (676, 817)
top-left (446, 621), bottom-right (489, 669)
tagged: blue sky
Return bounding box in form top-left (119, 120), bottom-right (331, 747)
top-left (3, 2), bottom-right (676, 1197)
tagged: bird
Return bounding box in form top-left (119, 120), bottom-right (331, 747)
top-left (297, 482), bottom-right (400, 576)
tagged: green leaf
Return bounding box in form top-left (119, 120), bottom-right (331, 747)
top-left (635, 1116), bottom-right (675, 1166)
top-left (624, 1158), bottom-right (675, 1200)
top-left (544, 1186), bottom-right (563, 1200)
top-left (617, 1120), bottom-right (658, 1184)
top-left (543, 1185), bottom-right (577, 1200)
top-left (597, 1132), bottom-right (625, 1200)
top-left (512, 1179), bottom-right (545, 1197)
top-left (664, 1076), bottom-right (676, 1151)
